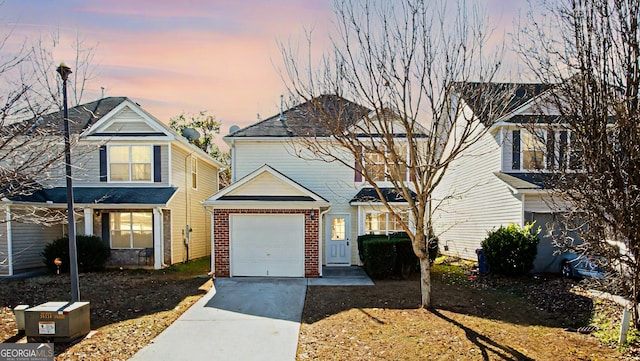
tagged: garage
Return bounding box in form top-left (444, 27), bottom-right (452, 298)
top-left (230, 214), bottom-right (305, 277)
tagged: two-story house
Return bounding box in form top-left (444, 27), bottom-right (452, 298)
top-left (432, 82), bottom-right (573, 273)
top-left (0, 97), bottom-right (222, 276)
top-left (203, 95), bottom-right (419, 278)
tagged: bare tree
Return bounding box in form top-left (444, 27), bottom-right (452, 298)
top-left (280, 0), bottom-right (512, 307)
top-left (0, 23), bottom-right (96, 224)
top-left (517, 0), bottom-right (640, 325)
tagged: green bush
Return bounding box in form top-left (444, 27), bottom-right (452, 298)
top-left (362, 238), bottom-right (397, 279)
top-left (358, 233), bottom-right (434, 279)
top-left (42, 235), bottom-right (111, 273)
top-left (481, 223), bottom-right (540, 276)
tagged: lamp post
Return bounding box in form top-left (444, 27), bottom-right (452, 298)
top-left (56, 62), bottom-right (80, 302)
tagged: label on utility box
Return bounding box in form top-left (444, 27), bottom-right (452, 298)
top-left (38, 321), bottom-right (55, 335)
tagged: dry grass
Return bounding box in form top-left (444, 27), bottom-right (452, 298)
top-left (297, 262), bottom-right (632, 360)
top-left (0, 258), bottom-right (212, 361)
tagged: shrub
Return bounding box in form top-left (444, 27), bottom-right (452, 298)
top-left (360, 233), bottom-right (433, 279)
top-left (481, 223), bottom-right (540, 276)
top-left (362, 238), bottom-right (397, 279)
top-left (42, 235), bottom-right (111, 273)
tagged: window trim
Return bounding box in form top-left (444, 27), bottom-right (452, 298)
top-left (107, 144), bottom-right (154, 183)
top-left (362, 142), bottom-right (409, 182)
top-left (520, 129), bottom-right (547, 171)
top-left (191, 156), bottom-right (198, 190)
top-left (109, 211), bottom-right (153, 249)
top-left (364, 209), bottom-right (409, 235)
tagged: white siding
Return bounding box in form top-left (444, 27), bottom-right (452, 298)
top-left (432, 123), bottom-right (524, 261)
top-left (233, 139), bottom-right (361, 264)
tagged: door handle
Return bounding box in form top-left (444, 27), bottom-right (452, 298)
top-left (347, 241), bottom-right (350, 246)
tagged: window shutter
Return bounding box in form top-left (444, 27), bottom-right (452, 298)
top-left (354, 146), bottom-right (363, 182)
top-left (153, 145), bottom-right (161, 182)
top-left (512, 130), bottom-right (520, 170)
top-left (101, 212), bottom-right (110, 247)
top-left (546, 130), bottom-right (555, 169)
top-left (559, 131), bottom-right (568, 170)
top-left (99, 145), bottom-right (107, 182)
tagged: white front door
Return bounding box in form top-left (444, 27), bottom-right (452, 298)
top-left (326, 214), bottom-right (351, 265)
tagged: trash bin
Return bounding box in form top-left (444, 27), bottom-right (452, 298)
top-left (476, 248), bottom-right (487, 275)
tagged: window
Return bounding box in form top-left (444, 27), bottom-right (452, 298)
top-left (363, 143), bottom-right (408, 182)
top-left (109, 145), bottom-right (152, 182)
top-left (521, 130), bottom-right (546, 170)
top-left (365, 210), bottom-right (409, 235)
top-left (110, 212), bottom-right (153, 249)
top-left (191, 157), bottom-right (198, 189)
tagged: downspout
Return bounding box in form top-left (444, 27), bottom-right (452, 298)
top-left (319, 206), bottom-right (332, 277)
top-left (209, 208), bottom-right (215, 277)
top-left (230, 139), bottom-right (236, 182)
top-left (6, 206), bottom-right (13, 276)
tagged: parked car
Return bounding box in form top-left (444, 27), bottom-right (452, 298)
top-left (560, 254), bottom-right (606, 279)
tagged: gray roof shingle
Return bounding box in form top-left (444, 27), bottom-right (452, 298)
top-left (31, 97), bottom-right (128, 135)
top-left (456, 82), bottom-right (551, 123)
top-left (10, 187), bottom-right (178, 205)
top-left (226, 95), bottom-right (371, 138)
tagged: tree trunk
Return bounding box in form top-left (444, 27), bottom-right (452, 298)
top-left (419, 256), bottom-right (432, 308)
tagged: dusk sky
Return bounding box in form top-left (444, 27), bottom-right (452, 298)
top-left (1, 0), bottom-right (526, 137)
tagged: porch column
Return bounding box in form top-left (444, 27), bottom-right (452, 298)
top-left (6, 206), bottom-right (13, 276)
top-left (153, 208), bottom-right (162, 269)
top-left (83, 208), bottom-right (93, 235)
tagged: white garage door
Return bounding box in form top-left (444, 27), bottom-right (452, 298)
top-left (230, 214), bottom-right (305, 277)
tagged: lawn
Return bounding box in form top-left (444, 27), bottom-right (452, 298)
top-left (297, 259), bottom-right (636, 360)
top-left (0, 257), bottom-right (212, 361)
top-left (1, 257), bottom-right (637, 360)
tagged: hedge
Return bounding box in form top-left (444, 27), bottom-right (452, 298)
top-left (42, 235), bottom-right (111, 273)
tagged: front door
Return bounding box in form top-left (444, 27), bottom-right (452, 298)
top-left (326, 214), bottom-right (351, 265)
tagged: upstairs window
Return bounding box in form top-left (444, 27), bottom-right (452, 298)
top-left (109, 145), bottom-right (152, 182)
top-left (363, 144), bottom-right (408, 182)
top-left (191, 157), bottom-right (198, 189)
top-left (522, 130), bottom-right (546, 170)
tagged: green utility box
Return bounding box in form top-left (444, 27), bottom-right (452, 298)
top-left (25, 301), bottom-right (90, 343)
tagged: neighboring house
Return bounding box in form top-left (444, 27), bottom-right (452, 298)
top-left (432, 82), bottom-right (574, 273)
top-left (203, 95), bottom-right (419, 278)
top-left (0, 97), bottom-right (221, 276)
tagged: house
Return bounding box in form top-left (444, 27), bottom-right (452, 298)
top-left (0, 97), bottom-right (222, 276)
top-left (202, 95), bottom-right (419, 278)
top-left (432, 82), bottom-right (574, 273)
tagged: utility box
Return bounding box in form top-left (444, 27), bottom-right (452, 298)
top-left (13, 304), bottom-right (29, 331)
top-left (25, 301), bottom-right (90, 343)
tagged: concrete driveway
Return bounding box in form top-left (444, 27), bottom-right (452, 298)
top-left (131, 278), bottom-right (307, 361)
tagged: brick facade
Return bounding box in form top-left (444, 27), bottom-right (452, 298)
top-left (213, 208), bottom-right (320, 278)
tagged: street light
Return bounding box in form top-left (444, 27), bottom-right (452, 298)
top-left (56, 62), bottom-right (80, 302)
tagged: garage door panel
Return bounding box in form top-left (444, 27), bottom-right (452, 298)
top-left (230, 214), bottom-right (304, 277)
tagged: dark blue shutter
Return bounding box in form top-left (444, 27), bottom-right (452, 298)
top-left (154, 145), bottom-right (161, 182)
top-left (512, 130), bottom-right (520, 170)
top-left (99, 145), bottom-right (107, 182)
top-left (559, 131), bottom-right (568, 169)
top-left (101, 212), bottom-right (110, 247)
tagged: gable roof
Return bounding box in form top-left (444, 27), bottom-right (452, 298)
top-left (33, 97), bottom-right (129, 135)
top-left (456, 82), bottom-right (552, 123)
top-left (202, 164), bottom-right (329, 208)
top-left (225, 94), bottom-right (371, 139)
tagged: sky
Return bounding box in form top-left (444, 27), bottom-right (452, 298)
top-left (1, 0), bottom-right (526, 139)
